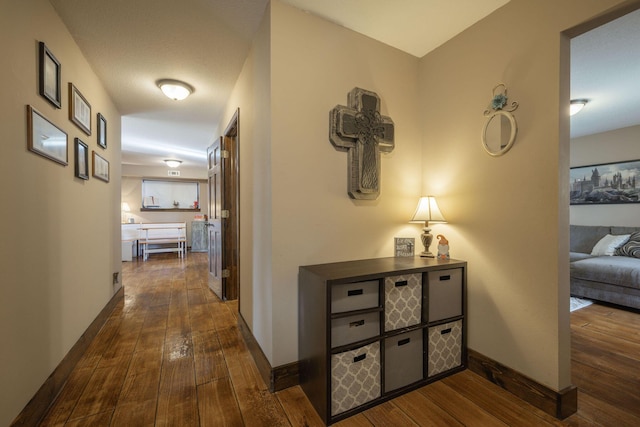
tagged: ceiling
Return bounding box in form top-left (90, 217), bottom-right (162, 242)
top-left (570, 8), bottom-right (640, 139)
top-left (50, 1), bottom-right (640, 169)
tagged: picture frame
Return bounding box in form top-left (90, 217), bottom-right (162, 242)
top-left (38, 42), bottom-right (61, 109)
top-left (394, 237), bottom-right (415, 257)
top-left (27, 105), bottom-right (68, 165)
top-left (92, 151), bottom-right (109, 182)
top-left (69, 83), bottom-right (91, 135)
top-left (97, 113), bottom-right (107, 149)
top-left (570, 159), bottom-right (640, 205)
top-left (74, 138), bottom-right (89, 180)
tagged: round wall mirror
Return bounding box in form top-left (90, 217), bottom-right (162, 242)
top-left (482, 110), bottom-right (517, 157)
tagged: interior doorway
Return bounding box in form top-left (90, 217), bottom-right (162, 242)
top-left (207, 109), bottom-right (240, 301)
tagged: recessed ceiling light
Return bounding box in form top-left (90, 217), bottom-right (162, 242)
top-left (570, 99), bottom-right (589, 116)
top-left (164, 159), bottom-right (182, 168)
top-left (157, 79), bottom-right (194, 101)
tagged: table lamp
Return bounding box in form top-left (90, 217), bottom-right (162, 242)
top-left (410, 196), bottom-right (447, 257)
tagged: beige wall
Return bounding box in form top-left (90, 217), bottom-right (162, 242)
top-left (0, 1), bottom-right (121, 424)
top-left (218, 2), bottom-right (273, 356)
top-left (220, 0), bottom-right (635, 393)
top-left (269, 1), bottom-right (422, 367)
top-left (220, 0), bottom-right (423, 366)
top-left (418, 0), bottom-right (628, 391)
top-left (570, 124), bottom-right (640, 226)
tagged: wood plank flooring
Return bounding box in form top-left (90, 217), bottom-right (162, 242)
top-left (566, 302), bottom-right (640, 426)
top-left (37, 253), bottom-right (639, 426)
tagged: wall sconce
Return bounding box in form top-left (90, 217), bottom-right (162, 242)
top-left (164, 159), bottom-right (182, 168)
top-left (410, 196), bottom-right (447, 257)
top-left (570, 99), bottom-right (588, 116)
top-left (157, 79), bottom-right (194, 101)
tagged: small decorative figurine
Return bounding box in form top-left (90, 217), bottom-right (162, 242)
top-left (437, 234), bottom-right (450, 260)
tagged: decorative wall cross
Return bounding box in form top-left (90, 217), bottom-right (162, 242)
top-left (330, 88), bottom-right (395, 200)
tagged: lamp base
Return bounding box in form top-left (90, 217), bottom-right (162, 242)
top-left (419, 227), bottom-right (435, 258)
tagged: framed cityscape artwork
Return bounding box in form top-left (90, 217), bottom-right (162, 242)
top-left (570, 159), bottom-right (640, 205)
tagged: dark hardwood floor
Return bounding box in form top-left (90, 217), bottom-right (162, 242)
top-left (37, 253), bottom-right (639, 426)
top-left (565, 302), bottom-right (640, 426)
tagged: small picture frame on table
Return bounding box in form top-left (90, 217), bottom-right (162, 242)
top-left (69, 83), bottom-right (91, 135)
top-left (97, 113), bottom-right (107, 149)
top-left (74, 138), bottom-right (89, 180)
top-left (92, 151), bottom-right (109, 182)
top-left (27, 105), bottom-right (68, 165)
top-left (395, 237), bottom-right (415, 257)
top-left (38, 42), bottom-right (61, 109)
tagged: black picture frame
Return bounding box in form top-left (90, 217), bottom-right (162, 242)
top-left (570, 159), bottom-right (640, 205)
top-left (74, 138), bottom-right (89, 180)
top-left (69, 83), bottom-right (91, 135)
top-left (38, 42), bottom-right (61, 109)
top-left (92, 151), bottom-right (109, 183)
top-left (27, 105), bottom-right (68, 165)
top-left (97, 113), bottom-right (107, 149)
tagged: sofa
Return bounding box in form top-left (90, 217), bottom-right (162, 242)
top-left (570, 225), bottom-right (640, 310)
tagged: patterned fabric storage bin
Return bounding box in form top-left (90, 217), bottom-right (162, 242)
top-left (384, 328), bottom-right (423, 392)
top-left (427, 320), bottom-right (462, 377)
top-left (331, 341), bottom-right (381, 416)
top-left (384, 273), bottom-right (422, 331)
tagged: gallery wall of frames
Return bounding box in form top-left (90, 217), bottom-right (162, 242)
top-left (28, 41), bottom-right (110, 183)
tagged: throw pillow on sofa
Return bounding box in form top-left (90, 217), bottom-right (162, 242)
top-left (591, 234), bottom-right (630, 256)
top-left (614, 231), bottom-right (640, 258)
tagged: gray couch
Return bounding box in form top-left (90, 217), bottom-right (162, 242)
top-left (570, 225), bottom-right (640, 310)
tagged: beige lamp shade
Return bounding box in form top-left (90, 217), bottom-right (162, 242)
top-left (410, 196), bottom-right (446, 224)
top-left (121, 202), bottom-right (131, 212)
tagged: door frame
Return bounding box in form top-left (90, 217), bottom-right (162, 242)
top-left (223, 109), bottom-right (240, 301)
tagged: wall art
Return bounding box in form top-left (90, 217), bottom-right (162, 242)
top-left (69, 83), bottom-right (91, 135)
top-left (27, 105), bottom-right (68, 165)
top-left (92, 150), bottom-right (109, 182)
top-left (38, 42), bottom-right (61, 108)
top-left (570, 159), bottom-right (640, 205)
top-left (97, 113), bottom-right (107, 149)
top-left (75, 138), bottom-right (89, 180)
top-left (329, 87), bottom-right (394, 200)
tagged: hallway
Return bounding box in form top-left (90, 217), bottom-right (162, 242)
top-left (39, 253), bottom-right (292, 426)
top-left (37, 253), bottom-right (571, 426)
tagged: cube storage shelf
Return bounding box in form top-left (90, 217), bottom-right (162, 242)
top-left (298, 257), bottom-right (467, 425)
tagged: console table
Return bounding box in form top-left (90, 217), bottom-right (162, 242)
top-left (298, 256), bottom-right (467, 425)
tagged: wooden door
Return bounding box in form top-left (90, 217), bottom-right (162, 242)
top-left (206, 110), bottom-right (240, 301)
top-left (207, 137), bottom-right (224, 299)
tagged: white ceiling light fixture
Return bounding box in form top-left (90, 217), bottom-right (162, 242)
top-left (570, 99), bottom-right (589, 116)
top-left (157, 79), bottom-right (194, 101)
top-left (164, 159), bottom-right (182, 168)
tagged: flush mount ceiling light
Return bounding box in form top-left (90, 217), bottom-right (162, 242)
top-left (570, 99), bottom-right (589, 116)
top-left (157, 79), bottom-right (194, 101)
top-left (164, 159), bottom-right (182, 168)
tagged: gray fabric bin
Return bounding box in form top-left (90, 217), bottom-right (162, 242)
top-left (384, 329), bottom-right (423, 392)
top-left (427, 268), bottom-right (462, 322)
top-left (331, 311), bottom-right (380, 348)
top-left (331, 280), bottom-right (379, 313)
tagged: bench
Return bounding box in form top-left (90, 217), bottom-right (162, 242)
top-left (139, 222), bottom-right (187, 261)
